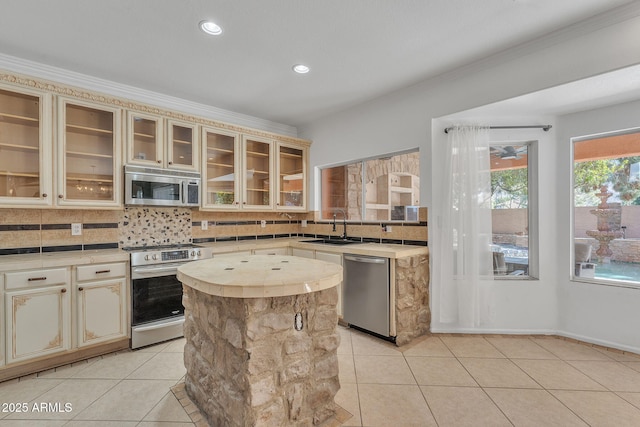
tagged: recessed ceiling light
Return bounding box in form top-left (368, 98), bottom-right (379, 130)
top-left (199, 20), bottom-right (222, 36)
top-left (292, 64), bottom-right (310, 74)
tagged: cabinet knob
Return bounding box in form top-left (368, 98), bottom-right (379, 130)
top-left (157, 160), bottom-right (162, 164)
top-left (78, 287), bottom-right (84, 291)
top-left (61, 288), bottom-right (67, 293)
top-left (42, 193), bottom-right (47, 198)
top-left (58, 194), bottom-right (63, 199)
top-left (168, 161), bottom-right (173, 165)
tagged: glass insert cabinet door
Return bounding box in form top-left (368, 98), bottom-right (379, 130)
top-left (167, 119), bottom-right (198, 170)
top-left (202, 127), bottom-right (239, 208)
top-left (243, 136), bottom-right (273, 209)
top-left (128, 112), bottom-right (163, 165)
top-left (0, 86), bottom-right (52, 205)
top-left (58, 98), bottom-right (121, 205)
top-left (277, 143), bottom-right (305, 210)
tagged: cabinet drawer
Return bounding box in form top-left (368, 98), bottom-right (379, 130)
top-left (5, 268), bottom-right (68, 290)
top-left (76, 262), bottom-right (127, 282)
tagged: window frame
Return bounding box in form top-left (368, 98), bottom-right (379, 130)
top-left (570, 127), bottom-right (640, 289)
top-left (317, 148), bottom-right (420, 223)
top-left (490, 140), bottom-right (539, 280)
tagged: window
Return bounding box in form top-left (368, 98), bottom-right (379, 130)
top-left (572, 129), bottom-right (640, 285)
top-left (490, 141), bottom-right (537, 278)
top-left (320, 150), bottom-right (419, 221)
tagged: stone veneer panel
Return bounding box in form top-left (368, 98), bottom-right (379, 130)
top-left (183, 285), bottom-right (340, 427)
top-left (395, 254), bottom-right (430, 346)
top-left (119, 207), bottom-right (192, 247)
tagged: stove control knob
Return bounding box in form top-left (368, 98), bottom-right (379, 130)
top-left (152, 254), bottom-right (158, 260)
top-left (197, 250), bottom-right (202, 256)
top-left (144, 255), bottom-right (150, 261)
top-left (191, 251), bottom-right (196, 257)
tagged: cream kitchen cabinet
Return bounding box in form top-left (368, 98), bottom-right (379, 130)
top-left (253, 247), bottom-right (289, 256)
top-left (75, 262), bottom-right (128, 348)
top-left (315, 251), bottom-right (343, 316)
top-left (0, 275), bottom-right (4, 367)
top-left (291, 248), bottom-right (343, 316)
top-left (201, 126), bottom-right (241, 209)
top-left (126, 111), bottom-right (199, 171)
top-left (276, 142), bottom-right (307, 212)
top-left (0, 83), bottom-right (53, 206)
top-left (242, 135), bottom-right (274, 210)
top-left (56, 97), bottom-right (122, 207)
top-left (4, 267), bottom-right (71, 364)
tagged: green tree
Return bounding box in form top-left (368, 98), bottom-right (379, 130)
top-left (491, 168), bottom-right (528, 209)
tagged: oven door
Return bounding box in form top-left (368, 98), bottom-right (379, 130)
top-left (131, 263), bottom-right (185, 326)
top-left (131, 262), bottom-right (187, 348)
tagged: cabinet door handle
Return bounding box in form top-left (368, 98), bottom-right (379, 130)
top-left (28, 277), bottom-right (47, 281)
top-left (78, 287), bottom-right (84, 291)
top-left (157, 160), bottom-right (162, 164)
top-left (61, 288), bottom-right (67, 293)
top-left (42, 193), bottom-right (47, 198)
top-left (95, 269), bottom-right (111, 274)
top-left (168, 161), bottom-right (173, 165)
top-left (58, 194), bottom-right (63, 199)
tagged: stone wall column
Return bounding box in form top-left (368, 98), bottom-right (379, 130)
top-left (183, 285), bottom-right (340, 427)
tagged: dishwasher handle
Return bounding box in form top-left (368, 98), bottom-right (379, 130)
top-left (344, 255), bottom-right (387, 264)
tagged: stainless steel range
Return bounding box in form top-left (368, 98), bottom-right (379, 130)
top-left (126, 244), bottom-right (213, 349)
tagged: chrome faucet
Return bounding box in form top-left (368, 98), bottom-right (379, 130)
top-left (332, 208), bottom-right (348, 240)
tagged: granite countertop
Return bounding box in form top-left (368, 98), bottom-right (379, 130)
top-left (177, 254), bottom-right (343, 298)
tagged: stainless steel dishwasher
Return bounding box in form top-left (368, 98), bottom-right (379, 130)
top-left (343, 254), bottom-right (390, 337)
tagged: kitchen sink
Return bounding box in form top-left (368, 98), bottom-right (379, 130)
top-left (302, 239), bottom-right (361, 245)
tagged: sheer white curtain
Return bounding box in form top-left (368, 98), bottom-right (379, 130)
top-left (436, 125), bottom-right (493, 328)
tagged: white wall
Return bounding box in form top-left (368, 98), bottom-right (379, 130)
top-left (556, 99), bottom-right (640, 353)
top-left (300, 6), bottom-right (640, 350)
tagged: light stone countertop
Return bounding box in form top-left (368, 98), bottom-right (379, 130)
top-left (0, 248), bottom-right (129, 272)
top-left (0, 237), bottom-right (428, 272)
top-left (177, 254), bottom-right (343, 298)
top-left (200, 237), bottom-right (429, 259)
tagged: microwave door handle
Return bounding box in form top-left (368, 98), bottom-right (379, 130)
top-left (181, 181), bottom-right (186, 205)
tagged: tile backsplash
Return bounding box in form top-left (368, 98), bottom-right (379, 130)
top-left (0, 207), bottom-right (428, 255)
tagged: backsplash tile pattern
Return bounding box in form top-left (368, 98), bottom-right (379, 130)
top-left (119, 207), bottom-right (192, 248)
top-left (0, 207), bottom-right (428, 255)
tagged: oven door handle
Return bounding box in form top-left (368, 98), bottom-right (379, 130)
top-left (133, 317), bottom-right (185, 332)
top-left (131, 264), bottom-right (181, 278)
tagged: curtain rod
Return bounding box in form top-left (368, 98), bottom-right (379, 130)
top-left (443, 125), bottom-right (552, 134)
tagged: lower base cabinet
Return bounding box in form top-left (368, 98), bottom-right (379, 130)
top-left (77, 278), bottom-right (127, 348)
top-left (292, 248), bottom-right (343, 316)
top-left (5, 284), bottom-right (71, 364)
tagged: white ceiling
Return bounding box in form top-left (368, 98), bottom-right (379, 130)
top-left (0, 0), bottom-right (634, 127)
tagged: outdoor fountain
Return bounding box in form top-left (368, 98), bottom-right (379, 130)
top-left (586, 186), bottom-right (623, 263)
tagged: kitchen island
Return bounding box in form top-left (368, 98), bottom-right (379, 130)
top-left (177, 254), bottom-right (343, 427)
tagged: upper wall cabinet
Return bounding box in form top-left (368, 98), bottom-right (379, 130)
top-left (201, 126), bottom-right (241, 210)
top-left (276, 142), bottom-right (307, 211)
top-left (242, 136), bottom-right (274, 210)
top-left (0, 84), bottom-right (52, 206)
top-left (56, 98), bottom-right (122, 207)
top-left (126, 111), bottom-right (198, 171)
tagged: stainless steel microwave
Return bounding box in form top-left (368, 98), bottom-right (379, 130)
top-left (124, 165), bottom-right (200, 207)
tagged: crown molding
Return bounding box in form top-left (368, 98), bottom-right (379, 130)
top-left (0, 52), bottom-right (298, 138)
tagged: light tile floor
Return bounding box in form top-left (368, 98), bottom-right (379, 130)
top-left (2, 327), bottom-right (640, 426)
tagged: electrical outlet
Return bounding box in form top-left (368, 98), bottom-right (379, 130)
top-left (261, 220), bottom-right (267, 228)
top-left (301, 219), bottom-right (308, 228)
top-left (71, 223), bottom-right (82, 236)
top-left (201, 220), bottom-right (208, 230)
